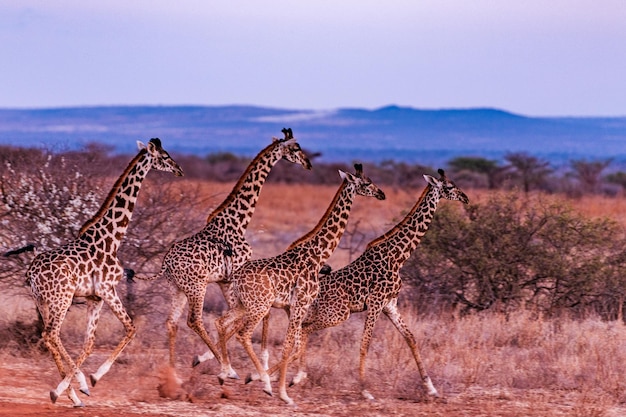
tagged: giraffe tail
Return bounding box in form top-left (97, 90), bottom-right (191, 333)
top-left (126, 267), bottom-right (162, 282)
top-left (124, 268), bottom-right (136, 282)
top-left (220, 241), bottom-right (235, 282)
top-left (3, 243), bottom-right (36, 257)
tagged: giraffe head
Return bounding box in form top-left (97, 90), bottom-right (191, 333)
top-left (424, 169), bottom-right (469, 204)
top-left (137, 138), bottom-right (184, 176)
top-left (339, 163), bottom-right (386, 200)
top-left (273, 128), bottom-right (313, 170)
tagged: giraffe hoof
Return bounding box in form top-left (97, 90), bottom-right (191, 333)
top-left (217, 376), bottom-right (225, 386)
top-left (279, 395), bottom-right (295, 406)
top-left (89, 374), bottom-right (98, 387)
top-left (73, 401), bottom-right (86, 408)
top-left (245, 374), bottom-right (253, 384)
top-left (191, 355), bottom-right (201, 367)
top-left (361, 390), bottom-right (375, 401)
top-left (79, 387), bottom-right (91, 396)
top-left (49, 390), bottom-right (59, 404)
top-left (263, 388), bottom-right (273, 397)
top-left (290, 371), bottom-right (307, 386)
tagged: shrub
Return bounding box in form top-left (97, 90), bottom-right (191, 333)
top-left (403, 192), bottom-right (626, 318)
top-left (0, 145), bottom-right (208, 347)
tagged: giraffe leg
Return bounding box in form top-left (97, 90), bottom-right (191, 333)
top-left (289, 330), bottom-right (310, 386)
top-left (383, 299), bottom-right (438, 397)
top-left (194, 280), bottom-right (236, 367)
top-left (290, 298), bottom-right (352, 386)
top-left (67, 387), bottom-right (85, 407)
top-left (246, 311), bottom-right (284, 384)
top-left (73, 298), bottom-right (105, 396)
top-left (234, 315), bottom-right (273, 396)
top-left (166, 289), bottom-right (187, 368)
top-left (260, 312), bottom-right (270, 371)
top-left (37, 305), bottom-right (66, 400)
top-left (214, 307), bottom-right (245, 383)
top-left (358, 304), bottom-right (385, 401)
top-left (192, 349), bottom-right (216, 367)
top-left (89, 289), bottom-right (136, 386)
top-left (276, 332), bottom-right (296, 405)
top-left (276, 302), bottom-right (311, 406)
top-left (41, 300), bottom-right (85, 407)
top-left (186, 293), bottom-right (236, 377)
top-left (44, 327), bottom-right (83, 407)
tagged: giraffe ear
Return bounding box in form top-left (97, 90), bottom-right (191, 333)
top-left (339, 169), bottom-right (356, 182)
top-left (423, 174), bottom-right (441, 187)
top-left (137, 140), bottom-right (146, 150)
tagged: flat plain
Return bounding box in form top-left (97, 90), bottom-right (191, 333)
top-left (2, 182), bottom-right (626, 416)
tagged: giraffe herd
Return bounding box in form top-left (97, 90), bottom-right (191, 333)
top-left (8, 129), bottom-right (470, 407)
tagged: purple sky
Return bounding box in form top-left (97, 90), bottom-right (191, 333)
top-left (2, 1), bottom-right (625, 116)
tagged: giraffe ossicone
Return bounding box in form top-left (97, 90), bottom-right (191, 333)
top-left (289, 168), bottom-right (468, 400)
top-left (131, 129), bottom-right (312, 382)
top-left (215, 163), bottom-right (385, 406)
top-left (26, 138), bottom-right (182, 406)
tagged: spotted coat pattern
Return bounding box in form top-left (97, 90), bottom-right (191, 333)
top-left (215, 164), bottom-right (385, 405)
top-left (145, 133), bottom-right (311, 370)
top-left (292, 169), bottom-right (469, 399)
top-left (26, 139), bottom-right (183, 406)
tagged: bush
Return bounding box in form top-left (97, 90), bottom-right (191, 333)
top-left (0, 145), bottom-right (208, 347)
top-left (403, 192), bottom-right (626, 319)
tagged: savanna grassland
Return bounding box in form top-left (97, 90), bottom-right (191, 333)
top-left (3, 173), bottom-right (626, 416)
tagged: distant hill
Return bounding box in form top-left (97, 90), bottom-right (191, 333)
top-left (0, 105), bottom-right (625, 168)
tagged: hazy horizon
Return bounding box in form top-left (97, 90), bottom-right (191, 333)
top-left (2, 1), bottom-right (626, 118)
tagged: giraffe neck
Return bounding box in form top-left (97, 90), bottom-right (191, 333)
top-left (78, 149), bottom-right (152, 253)
top-left (287, 180), bottom-right (354, 263)
top-left (367, 184), bottom-right (441, 266)
top-left (205, 141), bottom-right (284, 235)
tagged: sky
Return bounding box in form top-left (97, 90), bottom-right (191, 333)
top-left (1, 1), bottom-right (625, 117)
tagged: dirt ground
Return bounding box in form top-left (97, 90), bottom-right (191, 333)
top-left (1, 350), bottom-right (625, 417)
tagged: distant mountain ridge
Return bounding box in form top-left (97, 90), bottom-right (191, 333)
top-left (0, 105), bottom-right (625, 168)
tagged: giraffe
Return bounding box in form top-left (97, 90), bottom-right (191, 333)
top-left (289, 168), bottom-right (469, 400)
top-left (25, 138), bottom-right (183, 407)
top-left (137, 128), bottom-right (311, 377)
top-left (215, 163), bottom-right (386, 405)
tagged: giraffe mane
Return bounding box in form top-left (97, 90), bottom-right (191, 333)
top-left (286, 179), bottom-right (347, 250)
top-left (78, 148), bottom-right (148, 236)
top-left (366, 183), bottom-right (432, 249)
top-left (206, 139), bottom-right (286, 223)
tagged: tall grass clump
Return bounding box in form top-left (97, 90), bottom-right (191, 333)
top-left (298, 308), bottom-right (626, 408)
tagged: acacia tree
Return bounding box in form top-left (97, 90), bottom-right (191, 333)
top-left (569, 158), bottom-right (612, 194)
top-left (447, 156), bottom-right (506, 189)
top-left (504, 152), bottom-right (552, 193)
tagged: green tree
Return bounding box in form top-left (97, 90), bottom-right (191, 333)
top-left (570, 158), bottom-right (612, 194)
top-left (448, 156), bottom-right (505, 189)
top-left (504, 152), bottom-right (553, 193)
top-left (402, 192), bottom-right (623, 317)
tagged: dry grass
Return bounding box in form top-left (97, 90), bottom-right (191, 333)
top-left (4, 183), bottom-right (626, 415)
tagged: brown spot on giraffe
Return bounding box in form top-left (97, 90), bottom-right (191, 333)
top-left (289, 169), bottom-right (469, 400)
top-left (132, 129), bottom-right (312, 380)
top-left (26, 138), bottom-right (182, 407)
top-left (215, 163), bottom-right (385, 406)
